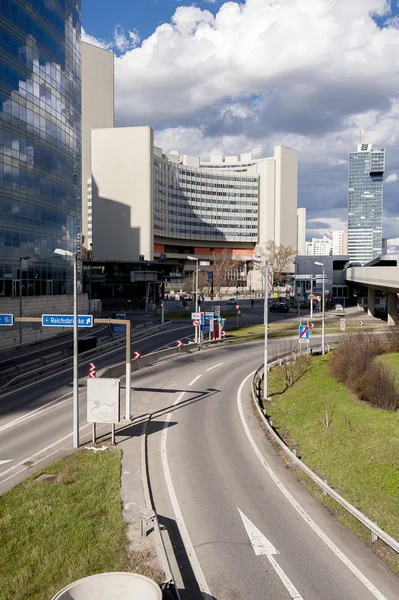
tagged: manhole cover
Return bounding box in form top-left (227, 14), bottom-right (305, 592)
top-left (35, 474), bottom-right (59, 483)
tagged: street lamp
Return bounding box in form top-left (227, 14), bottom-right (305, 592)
top-left (314, 261), bottom-right (325, 355)
top-left (19, 255), bottom-right (31, 344)
top-left (187, 255), bottom-right (199, 343)
top-left (252, 257), bottom-right (269, 401)
top-left (54, 248), bottom-right (79, 448)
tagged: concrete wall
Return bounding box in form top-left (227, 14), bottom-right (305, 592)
top-left (274, 146), bottom-right (298, 249)
top-left (0, 294), bottom-right (89, 348)
top-left (297, 207), bottom-right (306, 255)
top-left (91, 126), bottom-right (154, 262)
top-left (252, 158), bottom-right (275, 246)
top-left (81, 42), bottom-right (114, 252)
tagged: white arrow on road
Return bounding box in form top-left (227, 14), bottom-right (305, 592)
top-left (238, 508), bottom-right (304, 600)
top-left (0, 460), bottom-right (13, 466)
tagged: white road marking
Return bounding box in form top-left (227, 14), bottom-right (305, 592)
top-left (188, 374), bottom-right (202, 386)
top-left (0, 390), bottom-right (75, 433)
top-left (238, 508), bottom-right (279, 555)
top-left (267, 555), bottom-right (304, 600)
top-left (0, 423), bottom-right (91, 484)
top-left (0, 459), bottom-right (13, 465)
top-left (161, 391), bottom-right (211, 598)
top-left (238, 508), bottom-right (304, 599)
top-left (205, 362), bottom-right (223, 372)
top-left (237, 372), bottom-right (389, 600)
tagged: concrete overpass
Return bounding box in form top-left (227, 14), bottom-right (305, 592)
top-left (345, 256), bottom-right (399, 325)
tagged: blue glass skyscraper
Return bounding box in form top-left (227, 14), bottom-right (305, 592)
top-left (348, 143), bottom-right (384, 265)
top-left (0, 0), bottom-right (81, 296)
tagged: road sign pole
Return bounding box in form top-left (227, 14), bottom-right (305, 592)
top-left (73, 252), bottom-right (79, 449)
top-left (161, 303), bottom-right (164, 324)
top-left (264, 261), bottom-right (268, 402)
top-left (310, 278), bottom-right (313, 320)
top-left (322, 265), bottom-right (325, 355)
top-left (126, 320), bottom-right (131, 420)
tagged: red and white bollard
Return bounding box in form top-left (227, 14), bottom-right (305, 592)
top-left (89, 363), bottom-right (96, 378)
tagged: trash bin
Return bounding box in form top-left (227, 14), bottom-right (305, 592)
top-left (51, 572), bottom-right (162, 600)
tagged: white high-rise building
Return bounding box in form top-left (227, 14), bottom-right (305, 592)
top-left (91, 127), bottom-right (298, 262)
top-left (297, 208), bottom-right (306, 254)
top-left (81, 42), bottom-right (114, 253)
top-left (306, 235), bottom-right (332, 256)
top-left (332, 230), bottom-right (348, 255)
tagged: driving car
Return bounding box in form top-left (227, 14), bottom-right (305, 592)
top-left (270, 302), bottom-right (289, 313)
top-left (228, 298), bottom-right (237, 305)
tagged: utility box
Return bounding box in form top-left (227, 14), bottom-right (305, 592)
top-left (87, 378), bottom-right (120, 424)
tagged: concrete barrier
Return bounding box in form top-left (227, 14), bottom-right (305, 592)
top-left (51, 572), bottom-right (162, 600)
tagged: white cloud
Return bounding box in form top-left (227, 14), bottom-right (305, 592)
top-left (84, 0), bottom-right (399, 233)
top-left (81, 27), bottom-right (109, 49)
top-left (385, 173), bottom-right (399, 183)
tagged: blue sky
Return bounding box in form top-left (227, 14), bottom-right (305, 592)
top-left (82, 0), bottom-right (226, 44)
top-left (82, 1), bottom-right (399, 247)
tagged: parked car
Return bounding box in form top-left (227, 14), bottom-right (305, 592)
top-left (270, 302), bottom-right (289, 313)
top-left (334, 304), bottom-right (344, 311)
top-left (228, 298), bottom-right (237, 305)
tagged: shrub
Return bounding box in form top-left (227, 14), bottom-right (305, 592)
top-left (330, 333), bottom-right (380, 385)
top-left (353, 361), bottom-right (399, 411)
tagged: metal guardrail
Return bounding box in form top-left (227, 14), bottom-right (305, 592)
top-left (251, 362), bottom-right (399, 555)
top-left (0, 321), bottom-right (172, 393)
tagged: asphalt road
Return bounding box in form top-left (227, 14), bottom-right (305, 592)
top-left (0, 322), bottom-right (194, 489)
top-left (143, 341), bottom-right (399, 600)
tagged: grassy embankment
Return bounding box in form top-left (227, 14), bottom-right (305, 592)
top-left (264, 353), bottom-right (399, 573)
top-left (229, 320), bottom-right (380, 338)
top-left (0, 449), bottom-right (162, 600)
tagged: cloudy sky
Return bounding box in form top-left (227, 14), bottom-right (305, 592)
top-left (82, 0), bottom-right (399, 247)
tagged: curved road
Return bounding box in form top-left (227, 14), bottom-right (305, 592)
top-left (145, 341), bottom-right (399, 600)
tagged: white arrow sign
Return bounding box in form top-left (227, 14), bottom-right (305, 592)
top-left (238, 508), bottom-right (304, 599)
top-left (238, 507), bottom-right (279, 555)
top-left (0, 459), bottom-right (13, 465)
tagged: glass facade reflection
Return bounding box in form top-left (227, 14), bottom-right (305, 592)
top-left (348, 144), bottom-right (384, 264)
top-left (0, 0), bottom-right (81, 296)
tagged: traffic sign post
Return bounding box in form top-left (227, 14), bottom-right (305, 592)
top-left (0, 314), bottom-right (13, 326)
top-left (340, 318), bottom-right (346, 331)
top-left (299, 324), bottom-right (310, 343)
top-left (221, 330), bottom-right (227, 338)
top-left (176, 340), bottom-right (183, 351)
top-left (42, 314), bottom-right (93, 328)
top-left (89, 363), bottom-right (96, 378)
top-left (236, 303), bottom-right (240, 329)
top-left (111, 312), bottom-right (126, 334)
top-left (192, 319), bottom-right (199, 327)
top-left (133, 351), bottom-right (141, 361)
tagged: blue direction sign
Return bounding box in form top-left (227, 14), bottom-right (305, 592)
top-left (42, 314), bottom-right (93, 327)
top-left (0, 314), bottom-right (13, 326)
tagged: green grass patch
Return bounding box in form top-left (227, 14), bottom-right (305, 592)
top-left (266, 355), bottom-right (399, 573)
top-left (0, 449), bottom-right (159, 600)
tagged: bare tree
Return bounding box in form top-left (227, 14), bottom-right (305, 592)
top-left (210, 250), bottom-right (245, 295)
top-left (253, 241), bottom-right (296, 290)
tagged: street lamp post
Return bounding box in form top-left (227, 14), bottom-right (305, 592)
top-left (253, 257), bottom-right (269, 400)
top-left (187, 255), bottom-right (199, 343)
top-left (314, 261), bottom-right (325, 355)
top-left (54, 248), bottom-right (79, 448)
top-left (19, 255), bottom-right (31, 344)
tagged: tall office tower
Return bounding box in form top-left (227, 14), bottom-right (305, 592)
top-left (348, 144), bottom-right (385, 264)
top-left (0, 0), bottom-right (82, 296)
top-left (332, 230), bottom-right (347, 255)
top-left (81, 41), bottom-right (114, 254)
top-left (297, 207), bottom-right (306, 254)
